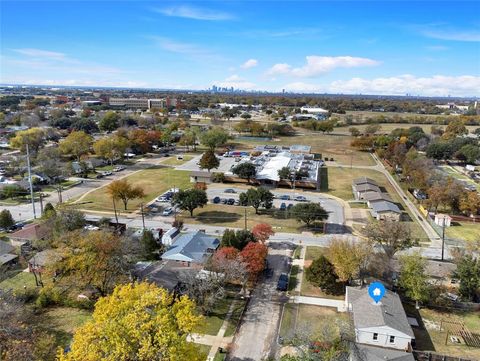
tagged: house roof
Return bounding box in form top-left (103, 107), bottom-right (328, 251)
top-left (346, 286), bottom-right (414, 338)
top-left (0, 241), bottom-right (15, 255)
top-left (10, 223), bottom-right (49, 242)
top-left (256, 152), bottom-right (292, 182)
top-left (354, 183), bottom-right (381, 193)
top-left (353, 177), bottom-right (378, 186)
top-left (190, 170), bottom-right (212, 177)
top-left (161, 231), bottom-right (219, 263)
top-left (0, 253), bottom-right (18, 266)
top-left (363, 192), bottom-right (394, 203)
top-left (371, 201), bottom-right (401, 214)
top-left (28, 249), bottom-right (61, 267)
top-left (352, 344), bottom-right (415, 361)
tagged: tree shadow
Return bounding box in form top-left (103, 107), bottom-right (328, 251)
top-left (194, 211), bottom-right (241, 224)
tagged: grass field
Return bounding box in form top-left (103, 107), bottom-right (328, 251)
top-left (179, 204), bottom-right (311, 233)
top-left (334, 121), bottom-right (479, 135)
top-left (445, 222), bottom-right (480, 243)
top-left (78, 167), bottom-right (190, 212)
top-left (34, 307), bottom-right (92, 353)
top-left (160, 155), bottom-right (194, 166)
top-left (280, 304), bottom-right (349, 340)
top-left (231, 133), bottom-right (375, 166)
top-left (194, 344), bottom-right (212, 360)
top-left (407, 305), bottom-right (480, 360)
top-left (193, 297), bottom-right (234, 336)
top-left (0, 271), bottom-right (38, 293)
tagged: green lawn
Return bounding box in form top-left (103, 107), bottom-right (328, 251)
top-left (180, 204), bottom-right (316, 234)
top-left (161, 155), bottom-right (193, 166)
top-left (193, 297), bottom-right (233, 336)
top-left (34, 306), bottom-right (92, 355)
top-left (193, 344), bottom-right (212, 360)
top-left (213, 350), bottom-right (227, 361)
top-left (224, 298), bottom-right (247, 337)
top-left (78, 167), bottom-right (190, 212)
top-left (0, 271), bottom-right (38, 293)
top-left (305, 246), bottom-right (324, 261)
top-left (288, 265), bottom-right (299, 293)
top-left (445, 222), bottom-right (480, 243)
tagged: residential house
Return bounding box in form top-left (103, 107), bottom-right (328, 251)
top-left (189, 170), bottom-right (213, 184)
top-left (28, 249), bottom-right (62, 273)
top-left (434, 214), bottom-right (452, 227)
top-left (161, 230), bottom-right (220, 266)
top-left (363, 192), bottom-right (394, 208)
top-left (350, 344), bottom-right (415, 361)
top-left (345, 286), bottom-right (415, 352)
top-left (353, 183), bottom-right (382, 200)
top-left (0, 241), bottom-right (18, 268)
top-left (161, 227), bottom-right (180, 246)
top-left (9, 223), bottom-right (49, 247)
top-left (370, 201), bottom-right (402, 221)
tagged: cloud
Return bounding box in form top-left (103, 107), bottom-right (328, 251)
top-left (12, 48), bottom-right (66, 60)
top-left (426, 45), bottom-right (449, 51)
top-left (266, 63), bottom-right (292, 76)
top-left (240, 59), bottom-right (258, 69)
top-left (149, 36), bottom-right (219, 61)
top-left (420, 27), bottom-right (480, 42)
top-left (153, 5), bottom-right (233, 21)
top-left (267, 56), bottom-right (380, 78)
top-left (215, 75), bottom-right (256, 90)
top-left (282, 75), bottom-right (480, 96)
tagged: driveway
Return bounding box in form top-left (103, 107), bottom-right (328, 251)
top-left (229, 242), bottom-right (293, 361)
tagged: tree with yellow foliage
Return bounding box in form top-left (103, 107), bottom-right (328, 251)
top-left (57, 282), bottom-right (202, 361)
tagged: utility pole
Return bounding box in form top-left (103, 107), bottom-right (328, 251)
top-left (26, 144), bottom-right (36, 219)
top-left (112, 198), bottom-right (119, 225)
top-left (441, 217), bottom-right (446, 261)
top-left (39, 193), bottom-right (44, 216)
top-left (244, 208), bottom-right (247, 230)
top-left (141, 203), bottom-right (145, 230)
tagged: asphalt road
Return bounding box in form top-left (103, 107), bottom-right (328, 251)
top-left (229, 242), bottom-right (293, 361)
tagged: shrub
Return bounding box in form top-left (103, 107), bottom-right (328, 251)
top-left (211, 172), bottom-right (225, 183)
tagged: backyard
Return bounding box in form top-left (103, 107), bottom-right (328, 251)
top-left (445, 221), bottom-right (480, 243)
top-left (405, 304), bottom-right (480, 360)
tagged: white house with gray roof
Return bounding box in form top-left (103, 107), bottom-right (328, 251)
top-left (345, 286), bottom-right (414, 352)
top-left (161, 230), bottom-right (220, 266)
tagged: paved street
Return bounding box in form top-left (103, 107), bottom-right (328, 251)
top-left (229, 243), bottom-right (293, 361)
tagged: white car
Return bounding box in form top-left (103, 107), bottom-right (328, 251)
top-left (162, 207), bottom-right (174, 216)
top-left (177, 155), bottom-right (184, 160)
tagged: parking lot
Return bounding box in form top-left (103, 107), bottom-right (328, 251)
top-left (205, 184), bottom-right (344, 226)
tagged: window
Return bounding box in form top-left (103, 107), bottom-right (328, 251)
top-left (373, 333), bottom-right (378, 341)
top-left (389, 336), bottom-right (395, 343)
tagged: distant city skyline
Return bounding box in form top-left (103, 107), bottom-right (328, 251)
top-left (1, 1), bottom-right (479, 96)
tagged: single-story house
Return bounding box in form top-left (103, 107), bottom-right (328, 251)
top-left (161, 230), bottom-right (220, 266)
top-left (28, 249), bottom-right (62, 273)
top-left (353, 177), bottom-right (378, 187)
top-left (370, 201), bottom-right (402, 221)
top-left (363, 191), bottom-right (394, 206)
top-left (161, 227), bottom-right (180, 246)
top-left (345, 286), bottom-right (414, 352)
top-left (353, 183), bottom-right (382, 200)
top-left (189, 170), bottom-right (212, 184)
top-left (9, 223), bottom-right (49, 247)
top-left (350, 344), bottom-right (415, 361)
top-left (0, 241), bottom-right (18, 267)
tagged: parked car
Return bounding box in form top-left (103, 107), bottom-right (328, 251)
top-left (293, 195), bottom-right (308, 202)
top-left (221, 198), bottom-right (228, 204)
top-left (177, 154), bottom-right (184, 160)
top-left (224, 188), bottom-right (236, 193)
top-left (227, 198), bottom-right (235, 205)
top-left (212, 196), bottom-right (221, 204)
top-left (280, 202), bottom-right (287, 211)
top-left (101, 171), bottom-right (112, 176)
top-left (234, 199), bottom-right (240, 206)
top-left (278, 195), bottom-right (290, 200)
top-left (277, 273), bottom-right (288, 291)
top-left (163, 153), bottom-right (170, 157)
top-left (287, 203), bottom-right (294, 210)
top-left (113, 166), bottom-right (125, 172)
top-left (162, 207), bottom-right (174, 216)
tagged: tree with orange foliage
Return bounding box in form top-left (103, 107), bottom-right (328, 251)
top-left (240, 242), bottom-right (268, 277)
top-left (213, 246), bottom-right (239, 262)
top-left (252, 223), bottom-right (275, 243)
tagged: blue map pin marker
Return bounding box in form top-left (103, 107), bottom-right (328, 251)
top-left (368, 282), bottom-right (386, 304)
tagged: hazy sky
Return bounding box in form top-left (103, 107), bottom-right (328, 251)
top-left (1, 1), bottom-right (479, 96)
